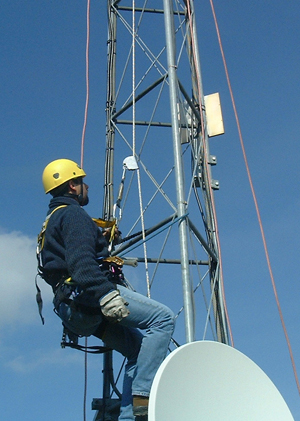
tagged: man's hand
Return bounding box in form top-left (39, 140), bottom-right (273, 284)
top-left (103, 226), bottom-right (122, 245)
top-left (100, 290), bottom-right (129, 322)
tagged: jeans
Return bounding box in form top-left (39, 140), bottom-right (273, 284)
top-left (56, 285), bottom-right (175, 421)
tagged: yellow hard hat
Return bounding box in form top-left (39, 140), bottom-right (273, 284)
top-left (42, 159), bottom-right (86, 194)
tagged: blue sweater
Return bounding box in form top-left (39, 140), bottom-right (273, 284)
top-left (41, 196), bottom-right (116, 304)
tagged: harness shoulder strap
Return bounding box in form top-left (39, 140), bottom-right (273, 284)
top-left (36, 205), bottom-right (68, 325)
top-left (37, 205), bottom-right (68, 254)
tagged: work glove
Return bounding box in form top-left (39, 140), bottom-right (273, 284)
top-left (100, 290), bottom-right (129, 322)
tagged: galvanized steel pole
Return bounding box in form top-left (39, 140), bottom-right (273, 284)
top-left (163, 0), bottom-right (195, 343)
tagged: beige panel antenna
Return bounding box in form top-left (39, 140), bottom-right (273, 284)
top-left (204, 92), bottom-right (225, 137)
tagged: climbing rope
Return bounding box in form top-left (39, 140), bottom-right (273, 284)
top-left (132, 2), bottom-right (151, 297)
top-left (80, 0), bottom-right (90, 169)
top-left (208, 0), bottom-right (300, 395)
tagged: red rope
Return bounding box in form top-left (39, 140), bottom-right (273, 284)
top-left (209, 0), bottom-right (300, 395)
top-left (81, 0), bottom-right (90, 168)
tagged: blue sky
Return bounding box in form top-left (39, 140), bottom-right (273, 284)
top-left (1, 1), bottom-right (300, 420)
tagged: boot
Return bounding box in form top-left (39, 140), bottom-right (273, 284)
top-left (133, 396), bottom-right (149, 420)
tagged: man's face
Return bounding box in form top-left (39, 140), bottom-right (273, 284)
top-left (72, 178), bottom-right (89, 206)
top-left (81, 182), bottom-right (89, 206)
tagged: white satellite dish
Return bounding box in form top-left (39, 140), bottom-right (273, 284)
top-left (148, 340), bottom-right (294, 421)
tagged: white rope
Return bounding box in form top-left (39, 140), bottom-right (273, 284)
top-left (137, 170), bottom-right (151, 297)
top-left (132, 1), bottom-right (151, 297)
top-left (132, 1), bottom-right (136, 153)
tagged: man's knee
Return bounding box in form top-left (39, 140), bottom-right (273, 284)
top-left (158, 305), bottom-right (176, 334)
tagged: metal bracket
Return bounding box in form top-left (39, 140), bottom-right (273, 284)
top-left (211, 179), bottom-right (220, 190)
top-left (209, 155), bottom-right (217, 165)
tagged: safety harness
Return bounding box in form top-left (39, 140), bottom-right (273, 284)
top-left (35, 205), bottom-right (124, 352)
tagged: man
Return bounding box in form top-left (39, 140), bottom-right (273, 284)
top-left (38, 158), bottom-right (175, 421)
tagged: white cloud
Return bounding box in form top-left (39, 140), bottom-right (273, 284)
top-left (0, 229), bottom-right (52, 328)
top-left (5, 347), bottom-right (84, 374)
